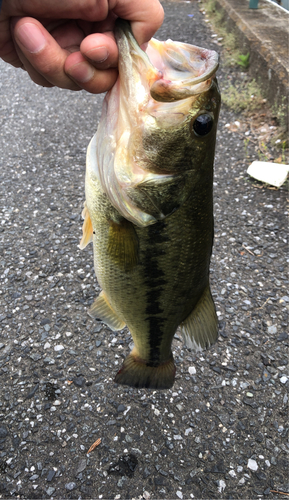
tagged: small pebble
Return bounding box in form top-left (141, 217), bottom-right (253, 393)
top-left (46, 470), bottom-right (56, 482)
top-left (54, 345), bottom-right (64, 351)
top-left (46, 487), bottom-right (55, 495)
top-left (247, 459), bottom-right (258, 471)
top-left (0, 426), bottom-right (8, 439)
top-left (65, 482), bottom-right (76, 491)
top-left (268, 325), bottom-right (277, 334)
top-left (218, 480), bottom-right (226, 492)
top-left (277, 332), bottom-right (288, 341)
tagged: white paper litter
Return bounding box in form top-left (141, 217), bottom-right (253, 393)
top-left (247, 161), bottom-right (289, 187)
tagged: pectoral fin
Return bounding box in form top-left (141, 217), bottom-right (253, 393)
top-left (180, 285), bottom-right (218, 351)
top-left (108, 219), bottom-right (139, 272)
top-left (79, 202), bottom-right (93, 249)
top-left (88, 291), bottom-right (126, 331)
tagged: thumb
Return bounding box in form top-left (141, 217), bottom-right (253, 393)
top-left (112, 0), bottom-right (164, 46)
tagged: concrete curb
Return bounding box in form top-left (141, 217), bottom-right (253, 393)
top-left (206, 0), bottom-right (288, 112)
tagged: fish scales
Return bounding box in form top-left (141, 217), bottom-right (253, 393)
top-left (81, 19), bottom-right (221, 389)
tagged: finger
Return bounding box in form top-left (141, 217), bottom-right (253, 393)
top-left (13, 43), bottom-right (76, 89)
top-left (112, 0), bottom-right (164, 45)
top-left (49, 19), bottom-right (90, 51)
top-left (65, 51), bottom-right (118, 94)
top-left (12, 17), bottom-right (83, 89)
top-left (80, 32), bottom-right (118, 69)
top-left (0, 38), bottom-right (23, 67)
top-left (0, 15), bottom-right (22, 66)
top-left (3, 1), bottom-right (109, 23)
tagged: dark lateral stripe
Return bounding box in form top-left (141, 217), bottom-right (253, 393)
top-left (142, 221), bottom-right (169, 366)
top-left (145, 317), bottom-right (166, 366)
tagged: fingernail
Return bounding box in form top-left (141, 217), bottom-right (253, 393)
top-left (15, 23), bottom-right (46, 53)
top-left (86, 46), bottom-right (109, 64)
top-left (67, 62), bottom-right (94, 83)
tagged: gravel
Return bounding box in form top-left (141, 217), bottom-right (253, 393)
top-left (0, 1), bottom-right (288, 499)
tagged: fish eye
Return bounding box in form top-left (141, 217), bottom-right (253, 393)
top-left (192, 114), bottom-right (213, 136)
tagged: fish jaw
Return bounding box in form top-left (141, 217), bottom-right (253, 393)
top-left (114, 19), bottom-right (219, 104)
top-left (147, 38), bottom-right (219, 102)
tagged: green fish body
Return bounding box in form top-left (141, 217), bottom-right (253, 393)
top-left (80, 20), bottom-right (221, 389)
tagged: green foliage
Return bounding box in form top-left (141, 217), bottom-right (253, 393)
top-left (281, 142), bottom-right (288, 163)
top-left (237, 53), bottom-right (250, 69)
top-left (201, 0), bottom-right (250, 67)
top-left (258, 142), bottom-right (270, 162)
top-left (243, 137), bottom-right (250, 158)
top-left (222, 79), bottom-right (263, 113)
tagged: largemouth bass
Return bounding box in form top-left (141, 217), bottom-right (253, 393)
top-left (80, 19), bottom-right (221, 389)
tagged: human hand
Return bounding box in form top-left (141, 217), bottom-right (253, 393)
top-left (0, 0), bottom-right (164, 93)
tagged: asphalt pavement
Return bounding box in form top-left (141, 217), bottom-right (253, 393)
top-left (0, 1), bottom-right (288, 499)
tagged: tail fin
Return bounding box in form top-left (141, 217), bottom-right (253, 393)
top-left (114, 352), bottom-right (176, 389)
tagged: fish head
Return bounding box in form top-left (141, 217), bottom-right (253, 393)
top-left (91, 19), bottom-right (220, 226)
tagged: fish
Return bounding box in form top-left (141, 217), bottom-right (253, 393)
top-left (80, 19), bottom-right (221, 390)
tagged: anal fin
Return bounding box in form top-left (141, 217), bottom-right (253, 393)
top-left (88, 291), bottom-right (126, 331)
top-left (180, 285), bottom-right (218, 351)
top-left (79, 202), bottom-right (93, 249)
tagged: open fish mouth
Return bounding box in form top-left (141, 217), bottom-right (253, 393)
top-left (88, 19), bottom-right (219, 227)
top-left (115, 18), bottom-right (219, 103)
